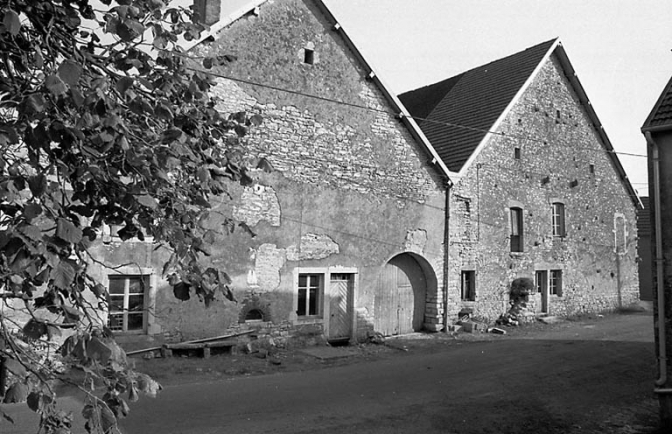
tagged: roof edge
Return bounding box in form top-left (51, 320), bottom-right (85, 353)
top-left (311, 0), bottom-right (453, 185)
top-left (641, 75), bottom-right (672, 132)
top-left (458, 38), bottom-right (561, 177)
top-left (552, 43), bottom-right (642, 209)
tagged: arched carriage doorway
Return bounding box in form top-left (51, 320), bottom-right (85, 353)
top-left (374, 253), bottom-right (436, 336)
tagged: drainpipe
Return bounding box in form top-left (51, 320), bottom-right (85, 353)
top-left (443, 178), bottom-right (452, 332)
top-left (645, 131), bottom-right (669, 391)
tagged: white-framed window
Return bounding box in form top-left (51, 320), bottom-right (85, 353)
top-left (297, 273), bottom-right (323, 318)
top-left (461, 270), bottom-right (476, 301)
top-left (552, 202), bottom-right (566, 237)
top-left (108, 274), bottom-right (149, 333)
top-left (550, 270), bottom-right (563, 296)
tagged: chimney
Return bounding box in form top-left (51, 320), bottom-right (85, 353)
top-left (194, 0), bottom-right (221, 26)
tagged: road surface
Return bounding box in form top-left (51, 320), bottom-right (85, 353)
top-left (2, 311), bottom-right (659, 434)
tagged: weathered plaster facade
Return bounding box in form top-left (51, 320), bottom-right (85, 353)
top-left (447, 54), bottom-right (639, 321)
top-left (90, 0), bottom-right (448, 345)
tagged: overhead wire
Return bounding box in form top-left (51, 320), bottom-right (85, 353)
top-left (186, 65), bottom-right (649, 160)
top-left (176, 65), bottom-right (639, 258)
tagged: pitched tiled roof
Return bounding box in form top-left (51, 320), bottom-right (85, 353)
top-left (642, 76), bottom-right (672, 130)
top-left (399, 39), bottom-right (556, 172)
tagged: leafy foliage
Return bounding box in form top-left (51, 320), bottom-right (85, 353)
top-left (0, 0), bottom-right (259, 431)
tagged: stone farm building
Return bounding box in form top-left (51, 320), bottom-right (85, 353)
top-left (88, 0), bottom-right (452, 346)
top-left (400, 38), bottom-right (641, 321)
top-left (86, 2), bottom-right (641, 347)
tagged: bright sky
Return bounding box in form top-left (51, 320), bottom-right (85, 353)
top-left (321, 0), bottom-right (672, 196)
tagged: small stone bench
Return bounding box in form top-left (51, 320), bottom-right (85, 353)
top-left (161, 341), bottom-right (237, 358)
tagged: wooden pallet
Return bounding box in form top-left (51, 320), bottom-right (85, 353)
top-left (161, 341), bottom-right (237, 358)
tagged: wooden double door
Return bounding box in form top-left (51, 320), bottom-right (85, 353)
top-left (374, 254), bottom-right (427, 336)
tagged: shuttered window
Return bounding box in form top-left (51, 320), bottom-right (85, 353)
top-left (510, 207), bottom-right (524, 252)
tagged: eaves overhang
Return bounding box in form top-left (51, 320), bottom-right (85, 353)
top-left (642, 75), bottom-right (672, 133)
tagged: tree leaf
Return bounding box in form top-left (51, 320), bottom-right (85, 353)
top-left (26, 392), bottom-right (52, 413)
top-left (56, 218), bottom-right (83, 243)
top-left (62, 305), bottom-right (81, 323)
top-left (136, 194), bottom-right (158, 210)
top-left (47, 324), bottom-right (62, 340)
top-left (23, 203), bottom-right (43, 221)
top-left (91, 283), bottom-right (107, 298)
top-left (4, 358), bottom-right (28, 378)
top-left (45, 75), bottom-right (67, 96)
top-left (18, 223), bottom-right (41, 241)
top-left (99, 403), bottom-right (118, 433)
top-left (3, 10), bottom-right (21, 36)
top-left (116, 76), bottom-right (134, 95)
top-left (86, 336), bottom-right (112, 364)
top-left (3, 383), bottom-right (29, 404)
top-left (23, 319), bottom-right (48, 339)
top-left (172, 282), bottom-right (190, 301)
top-left (25, 94), bottom-right (46, 113)
top-left (28, 173), bottom-right (47, 197)
top-left (154, 104), bottom-right (173, 121)
top-left (51, 259), bottom-right (76, 290)
top-left (57, 61), bottom-right (82, 87)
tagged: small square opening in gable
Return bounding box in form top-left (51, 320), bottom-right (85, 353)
top-left (302, 42), bottom-right (316, 65)
top-left (304, 48), bottom-right (314, 65)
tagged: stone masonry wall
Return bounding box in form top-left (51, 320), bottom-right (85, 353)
top-left (92, 0), bottom-right (449, 345)
top-left (448, 53), bottom-right (639, 322)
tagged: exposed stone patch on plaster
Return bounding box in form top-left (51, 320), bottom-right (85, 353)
top-left (404, 229), bottom-right (428, 254)
top-left (208, 75), bottom-right (440, 203)
top-left (233, 184), bottom-right (281, 227)
top-left (286, 233), bottom-right (339, 261)
top-left (211, 78), bottom-right (259, 113)
top-left (251, 244), bottom-right (286, 291)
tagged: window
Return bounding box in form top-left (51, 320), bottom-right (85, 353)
top-left (303, 48), bottom-right (314, 65)
top-left (514, 147), bottom-right (521, 160)
top-left (550, 270), bottom-right (563, 296)
top-left (108, 275), bottom-right (148, 332)
top-left (535, 270), bottom-right (547, 294)
top-left (297, 273), bottom-right (322, 317)
top-left (510, 207), bottom-right (524, 252)
top-left (461, 271), bottom-right (476, 301)
top-left (552, 202), bottom-right (566, 237)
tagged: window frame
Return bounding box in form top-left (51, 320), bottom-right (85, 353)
top-left (107, 274), bottom-right (149, 334)
top-left (510, 207), bottom-right (524, 253)
top-left (461, 270), bottom-right (476, 301)
top-left (535, 270), bottom-right (548, 294)
top-left (297, 272), bottom-right (323, 318)
top-left (552, 202), bottom-right (566, 237)
top-left (550, 269), bottom-right (563, 296)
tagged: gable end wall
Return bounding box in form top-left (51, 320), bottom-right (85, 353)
top-left (447, 54), bottom-right (639, 321)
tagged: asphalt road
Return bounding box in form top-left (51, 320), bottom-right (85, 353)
top-left (2, 312), bottom-right (659, 434)
top-left (119, 312), bottom-right (658, 434)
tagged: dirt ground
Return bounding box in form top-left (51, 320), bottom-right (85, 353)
top-left (125, 308), bottom-right (662, 433)
top-left (130, 309), bottom-right (651, 385)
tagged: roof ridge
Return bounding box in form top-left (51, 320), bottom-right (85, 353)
top-left (400, 38), bottom-right (557, 172)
